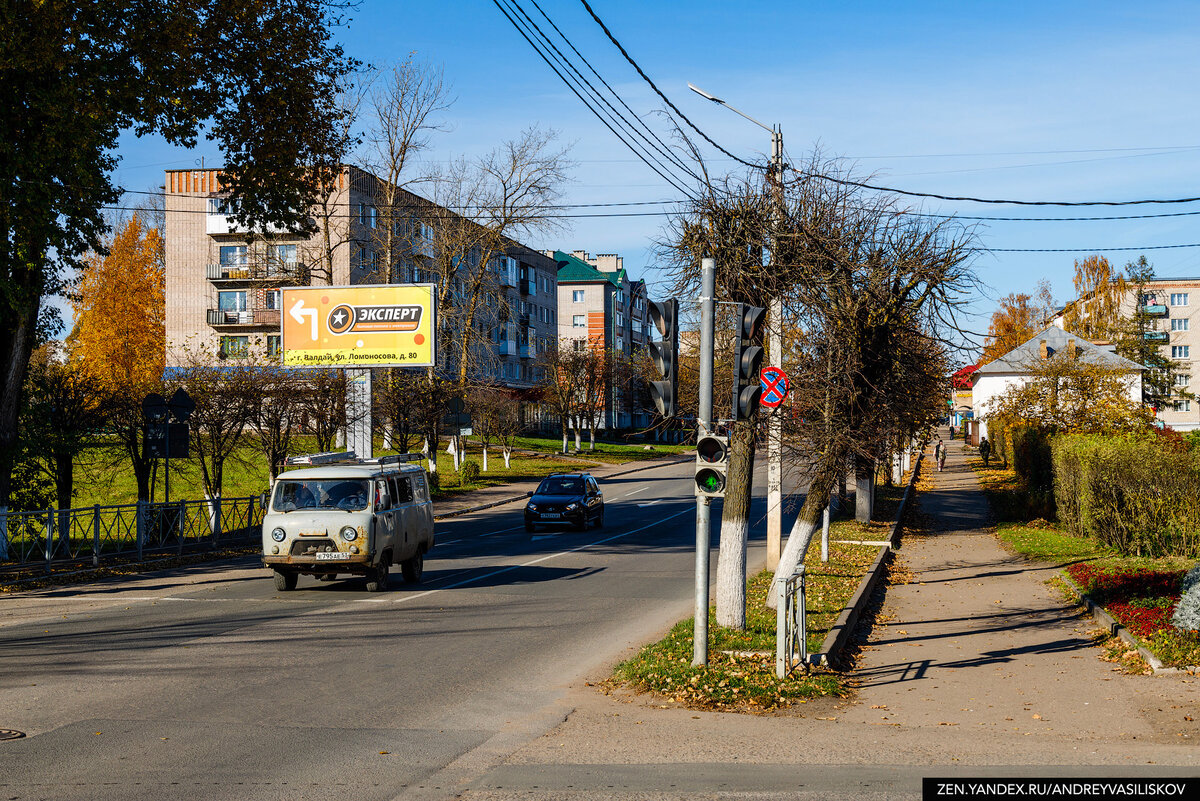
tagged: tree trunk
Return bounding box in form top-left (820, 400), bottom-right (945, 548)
top-left (573, 427), bottom-right (581, 452)
top-left (0, 289), bottom-right (41, 508)
top-left (855, 454), bottom-right (874, 523)
top-left (588, 426), bottom-right (595, 450)
top-left (503, 446), bottom-right (511, 468)
top-left (482, 445), bottom-right (488, 472)
top-left (716, 418), bottom-right (757, 629)
top-left (768, 447), bottom-right (845, 608)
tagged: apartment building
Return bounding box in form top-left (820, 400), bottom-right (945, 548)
top-left (548, 250), bottom-right (651, 430)
top-left (163, 165), bottom-right (558, 394)
top-left (1053, 277), bottom-right (1200, 430)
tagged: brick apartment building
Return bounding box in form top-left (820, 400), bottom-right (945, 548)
top-left (163, 165), bottom-right (559, 396)
top-left (547, 250), bottom-right (652, 430)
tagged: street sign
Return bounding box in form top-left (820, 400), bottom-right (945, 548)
top-left (168, 387), bottom-right (195, 421)
top-left (280, 284), bottom-right (437, 368)
top-left (759, 366), bottom-right (789, 409)
top-left (145, 421), bottom-right (189, 459)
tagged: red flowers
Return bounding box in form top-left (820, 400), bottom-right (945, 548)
top-left (1066, 563), bottom-right (1184, 639)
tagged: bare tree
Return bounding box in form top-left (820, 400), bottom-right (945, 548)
top-left (537, 340), bottom-right (589, 455)
top-left (304, 369), bottom-right (348, 454)
top-left (247, 363), bottom-right (305, 481)
top-left (173, 357), bottom-right (257, 500)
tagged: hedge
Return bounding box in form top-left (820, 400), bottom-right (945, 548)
top-left (1052, 434), bottom-right (1200, 558)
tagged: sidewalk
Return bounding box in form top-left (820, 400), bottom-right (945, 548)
top-left (454, 433), bottom-right (1200, 799)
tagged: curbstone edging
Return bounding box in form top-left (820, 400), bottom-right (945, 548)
top-left (815, 450), bottom-right (924, 667)
top-left (1058, 572), bottom-right (1199, 675)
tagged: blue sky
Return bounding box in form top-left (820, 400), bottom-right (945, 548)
top-left (112, 1), bottom-right (1200, 351)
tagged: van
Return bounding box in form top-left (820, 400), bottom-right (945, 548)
top-left (261, 452), bottom-right (435, 592)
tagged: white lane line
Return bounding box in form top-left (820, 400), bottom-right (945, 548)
top-left (636, 500), bottom-right (660, 508)
top-left (391, 507), bottom-right (692, 606)
top-left (622, 486), bottom-right (649, 497)
top-left (479, 524), bottom-right (526, 537)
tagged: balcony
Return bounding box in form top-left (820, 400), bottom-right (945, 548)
top-left (520, 277), bottom-right (536, 296)
top-left (519, 344), bottom-right (535, 359)
top-left (207, 308), bottom-right (282, 328)
top-left (1141, 304), bottom-right (1168, 317)
top-left (499, 340), bottom-right (519, 357)
top-left (1144, 331), bottom-right (1169, 342)
top-left (207, 261), bottom-right (308, 283)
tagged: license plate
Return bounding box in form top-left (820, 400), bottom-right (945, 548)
top-left (315, 552), bottom-right (351, 561)
top-left (540, 513), bottom-right (561, 519)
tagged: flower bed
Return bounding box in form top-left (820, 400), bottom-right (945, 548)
top-left (1065, 562), bottom-right (1194, 644)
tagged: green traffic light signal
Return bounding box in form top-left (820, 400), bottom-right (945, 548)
top-left (696, 467), bottom-right (725, 494)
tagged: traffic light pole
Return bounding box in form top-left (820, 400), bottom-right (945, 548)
top-left (694, 257), bottom-right (716, 667)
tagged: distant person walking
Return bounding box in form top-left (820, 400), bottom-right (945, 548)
top-left (934, 439), bottom-right (945, 472)
top-left (949, 425), bottom-right (955, 440)
top-left (979, 437), bottom-right (992, 468)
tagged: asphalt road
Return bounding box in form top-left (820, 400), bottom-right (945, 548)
top-left (0, 457), bottom-right (805, 801)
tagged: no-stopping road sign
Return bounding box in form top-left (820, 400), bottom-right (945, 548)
top-left (760, 366), bottom-right (789, 408)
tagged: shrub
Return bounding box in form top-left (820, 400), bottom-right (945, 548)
top-left (426, 470), bottom-right (440, 493)
top-left (460, 460), bottom-right (481, 485)
top-left (1172, 564), bottom-right (1200, 633)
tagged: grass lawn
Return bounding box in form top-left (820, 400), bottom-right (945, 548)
top-left (488, 434), bottom-right (691, 464)
top-left (610, 538), bottom-right (881, 712)
top-left (968, 458), bottom-right (1200, 669)
top-left (68, 435), bottom-right (592, 508)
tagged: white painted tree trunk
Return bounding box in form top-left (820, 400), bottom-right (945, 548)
top-left (382, 428), bottom-right (393, 450)
top-left (503, 447), bottom-right (512, 468)
top-left (574, 428), bottom-right (581, 451)
top-left (562, 429), bottom-right (568, 454)
top-left (482, 446), bottom-right (488, 472)
top-left (588, 427), bottom-right (595, 450)
top-left (716, 515), bottom-right (749, 628)
top-left (767, 513), bottom-right (820, 609)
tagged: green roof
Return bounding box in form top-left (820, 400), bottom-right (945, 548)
top-left (552, 250), bottom-right (626, 287)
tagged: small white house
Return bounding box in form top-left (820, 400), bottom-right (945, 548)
top-left (972, 326), bottom-right (1143, 442)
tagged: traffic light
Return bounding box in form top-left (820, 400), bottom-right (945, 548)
top-left (732, 303), bottom-right (767, 421)
top-left (647, 299), bottom-right (679, 418)
top-left (695, 434), bottom-right (728, 497)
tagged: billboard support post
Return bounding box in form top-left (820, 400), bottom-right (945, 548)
top-left (346, 368), bottom-right (373, 460)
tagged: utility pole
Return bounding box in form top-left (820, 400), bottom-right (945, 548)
top-left (694, 257), bottom-right (716, 667)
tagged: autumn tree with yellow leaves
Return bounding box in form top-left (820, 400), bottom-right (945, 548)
top-left (68, 216), bottom-right (165, 386)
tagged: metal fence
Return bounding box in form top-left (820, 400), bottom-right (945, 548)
top-left (0, 496), bottom-right (263, 575)
top-left (775, 565), bottom-right (808, 678)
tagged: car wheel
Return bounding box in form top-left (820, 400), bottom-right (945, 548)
top-left (273, 570), bottom-right (297, 592)
top-left (401, 551), bottom-right (424, 583)
top-left (365, 563), bottom-right (389, 593)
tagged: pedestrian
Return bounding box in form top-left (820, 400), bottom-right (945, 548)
top-left (979, 437), bottom-right (991, 468)
top-left (949, 425), bottom-right (955, 440)
top-left (937, 440), bottom-right (947, 472)
top-left (934, 439), bottom-right (944, 472)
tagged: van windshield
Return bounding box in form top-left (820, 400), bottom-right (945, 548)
top-left (274, 479), bottom-right (369, 512)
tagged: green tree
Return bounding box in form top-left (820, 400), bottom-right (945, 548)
top-left (0, 0), bottom-right (357, 507)
top-left (1114, 256), bottom-right (1183, 411)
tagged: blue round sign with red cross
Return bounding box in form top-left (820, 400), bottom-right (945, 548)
top-left (759, 366), bottom-right (789, 408)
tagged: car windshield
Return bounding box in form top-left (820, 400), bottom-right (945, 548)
top-left (538, 477), bottom-right (583, 495)
top-left (273, 479), bottom-right (369, 511)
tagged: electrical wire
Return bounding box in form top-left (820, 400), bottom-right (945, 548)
top-left (577, 0), bottom-right (759, 169)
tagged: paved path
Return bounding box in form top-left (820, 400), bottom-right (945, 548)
top-left (458, 434), bottom-right (1200, 799)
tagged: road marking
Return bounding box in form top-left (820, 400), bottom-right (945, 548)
top-left (636, 500), bottom-right (660, 508)
top-left (392, 507), bottom-right (692, 606)
top-left (479, 524), bottom-right (526, 537)
top-left (623, 486), bottom-right (649, 497)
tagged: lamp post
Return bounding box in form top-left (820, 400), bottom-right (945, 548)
top-left (688, 83), bottom-right (787, 572)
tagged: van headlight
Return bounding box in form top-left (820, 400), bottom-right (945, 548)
top-left (271, 528), bottom-right (286, 542)
top-left (340, 526), bottom-right (358, 542)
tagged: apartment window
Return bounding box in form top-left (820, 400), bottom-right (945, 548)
top-left (1175, 400), bottom-right (1192, 412)
top-left (573, 339), bottom-right (586, 352)
top-left (1173, 318), bottom-right (1190, 331)
top-left (1173, 293), bottom-right (1190, 306)
top-left (265, 289), bottom-right (281, 310)
top-left (615, 289), bottom-right (624, 303)
top-left (359, 203), bottom-right (377, 228)
top-left (616, 312), bottom-right (624, 328)
top-left (219, 245), bottom-right (247, 266)
top-left (219, 336), bottom-right (248, 358)
top-left (217, 290), bottom-right (247, 312)
top-left (1172, 345), bottom-right (1190, 358)
top-left (573, 314), bottom-right (586, 328)
top-left (1176, 374), bottom-right (1191, 387)
top-left (573, 290), bottom-right (585, 303)
top-left (267, 335), bottom-right (282, 357)
top-left (616, 336), bottom-right (625, 352)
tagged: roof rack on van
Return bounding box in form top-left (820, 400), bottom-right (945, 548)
top-left (286, 451), bottom-right (358, 466)
top-left (376, 453), bottom-right (424, 465)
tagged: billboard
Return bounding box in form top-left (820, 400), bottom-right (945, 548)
top-left (280, 284), bottom-right (437, 368)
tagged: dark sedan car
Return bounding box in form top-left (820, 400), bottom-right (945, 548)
top-left (524, 473), bottom-right (604, 532)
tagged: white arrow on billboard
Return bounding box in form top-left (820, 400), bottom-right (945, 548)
top-left (290, 298), bottom-right (318, 340)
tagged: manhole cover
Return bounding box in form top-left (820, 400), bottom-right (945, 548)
top-left (0, 729), bottom-right (26, 741)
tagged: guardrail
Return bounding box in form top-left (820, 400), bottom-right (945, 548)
top-left (0, 496), bottom-right (263, 575)
top-left (775, 565), bottom-right (808, 678)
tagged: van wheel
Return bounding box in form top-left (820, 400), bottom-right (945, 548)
top-left (365, 563), bottom-right (389, 593)
top-left (401, 551), bottom-right (424, 583)
top-left (273, 570), bottom-right (297, 592)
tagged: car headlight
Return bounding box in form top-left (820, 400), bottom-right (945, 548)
top-left (271, 528), bottom-right (286, 542)
top-left (566, 502), bottom-right (579, 511)
top-left (527, 503), bottom-right (538, 511)
top-left (340, 526), bottom-right (358, 542)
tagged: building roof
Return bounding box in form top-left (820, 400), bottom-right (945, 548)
top-left (552, 250), bottom-right (627, 287)
top-left (976, 326), bottom-right (1143, 375)
top-left (951, 363), bottom-right (980, 389)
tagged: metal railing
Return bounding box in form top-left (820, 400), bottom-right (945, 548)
top-left (0, 496), bottom-right (264, 575)
top-left (775, 565), bottom-right (808, 678)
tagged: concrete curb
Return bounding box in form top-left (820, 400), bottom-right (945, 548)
top-left (1058, 572), bottom-right (1199, 675)
top-left (815, 450), bottom-right (924, 668)
top-left (433, 455), bottom-right (693, 521)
